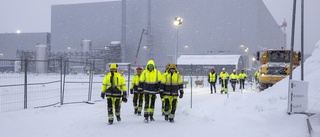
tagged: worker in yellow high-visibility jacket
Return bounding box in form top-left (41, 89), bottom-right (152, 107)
top-left (101, 63), bottom-right (127, 125)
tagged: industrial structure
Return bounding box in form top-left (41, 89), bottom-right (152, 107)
top-left (0, 0), bottom-right (286, 73)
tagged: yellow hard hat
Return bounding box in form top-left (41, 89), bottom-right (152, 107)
top-left (109, 63), bottom-right (118, 69)
top-left (168, 64), bottom-right (177, 69)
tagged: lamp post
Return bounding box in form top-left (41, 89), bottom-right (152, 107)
top-left (244, 47), bottom-right (249, 68)
top-left (280, 19), bottom-right (287, 49)
top-left (173, 17), bottom-right (183, 64)
top-left (240, 45), bottom-right (249, 68)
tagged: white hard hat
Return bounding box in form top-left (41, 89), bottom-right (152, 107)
top-left (222, 68), bottom-right (225, 71)
top-left (233, 69), bottom-right (236, 72)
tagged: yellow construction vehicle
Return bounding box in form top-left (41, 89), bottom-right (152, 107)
top-left (256, 49), bottom-right (301, 91)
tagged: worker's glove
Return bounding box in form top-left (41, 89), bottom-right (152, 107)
top-left (160, 92), bottom-right (164, 99)
top-left (122, 97), bottom-right (128, 103)
top-left (159, 89), bottom-right (164, 98)
top-left (130, 89), bottom-right (133, 94)
top-left (100, 92), bottom-right (105, 99)
top-left (179, 90), bottom-right (184, 99)
top-left (123, 92), bottom-right (127, 98)
top-left (122, 92), bottom-right (127, 103)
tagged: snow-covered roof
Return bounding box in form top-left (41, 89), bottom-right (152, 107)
top-left (177, 55), bottom-right (241, 65)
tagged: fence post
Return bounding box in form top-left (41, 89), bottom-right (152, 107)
top-left (88, 61), bottom-right (94, 102)
top-left (24, 59), bottom-right (28, 109)
top-left (60, 58), bottom-right (65, 105)
top-left (190, 64), bottom-right (193, 109)
top-left (127, 64), bottom-right (131, 97)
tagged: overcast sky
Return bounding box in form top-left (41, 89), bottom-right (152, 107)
top-left (0, 0), bottom-right (319, 53)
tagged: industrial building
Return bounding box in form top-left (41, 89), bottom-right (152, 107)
top-left (0, 0), bottom-right (285, 71)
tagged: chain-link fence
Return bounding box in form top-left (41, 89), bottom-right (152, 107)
top-left (0, 59), bottom-right (62, 112)
top-left (0, 59), bottom-right (110, 112)
top-left (1, 60), bottom-right (255, 112)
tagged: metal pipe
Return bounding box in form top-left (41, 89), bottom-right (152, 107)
top-left (301, 0), bottom-right (304, 81)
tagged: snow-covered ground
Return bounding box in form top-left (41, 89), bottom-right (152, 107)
top-left (1, 41), bottom-right (320, 137)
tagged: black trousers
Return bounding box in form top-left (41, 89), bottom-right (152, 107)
top-left (144, 93), bottom-right (156, 118)
top-left (133, 92), bottom-right (144, 113)
top-left (231, 82), bottom-right (236, 91)
top-left (107, 97), bottom-right (121, 121)
top-left (209, 82), bottom-right (216, 93)
top-left (163, 96), bottom-right (178, 119)
top-left (239, 79), bottom-right (245, 89)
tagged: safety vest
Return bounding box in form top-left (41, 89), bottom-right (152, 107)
top-left (208, 72), bottom-right (217, 82)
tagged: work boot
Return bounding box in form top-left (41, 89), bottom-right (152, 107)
top-left (210, 91), bottom-right (213, 94)
top-left (116, 116), bottom-right (121, 122)
top-left (134, 109), bottom-right (138, 115)
top-left (144, 117), bottom-right (149, 123)
top-left (165, 115), bottom-right (169, 121)
top-left (169, 118), bottom-right (174, 123)
top-left (162, 112), bottom-right (165, 116)
top-left (108, 119), bottom-right (113, 125)
top-left (137, 112), bottom-right (141, 116)
top-left (150, 116), bottom-right (155, 121)
top-left (221, 91), bottom-right (223, 94)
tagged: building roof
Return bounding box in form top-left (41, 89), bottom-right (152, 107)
top-left (177, 55), bottom-right (241, 65)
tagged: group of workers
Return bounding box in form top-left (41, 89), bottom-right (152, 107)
top-left (100, 60), bottom-right (183, 125)
top-left (100, 61), bottom-right (255, 125)
top-left (208, 68), bottom-right (247, 94)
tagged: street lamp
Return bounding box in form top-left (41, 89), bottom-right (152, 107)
top-left (280, 19), bottom-right (287, 49)
top-left (240, 45), bottom-right (249, 68)
top-left (173, 17), bottom-right (183, 64)
top-left (67, 46), bottom-right (72, 52)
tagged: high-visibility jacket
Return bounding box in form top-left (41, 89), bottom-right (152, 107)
top-left (130, 73), bottom-right (141, 92)
top-left (254, 71), bottom-right (259, 78)
top-left (238, 72), bottom-right (247, 79)
top-left (208, 72), bottom-right (217, 83)
top-left (101, 72), bottom-right (127, 97)
top-left (229, 72), bottom-right (238, 82)
top-left (139, 60), bottom-right (162, 94)
top-left (219, 71), bottom-right (229, 80)
top-left (160, 71), bottom-right (183, 96)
